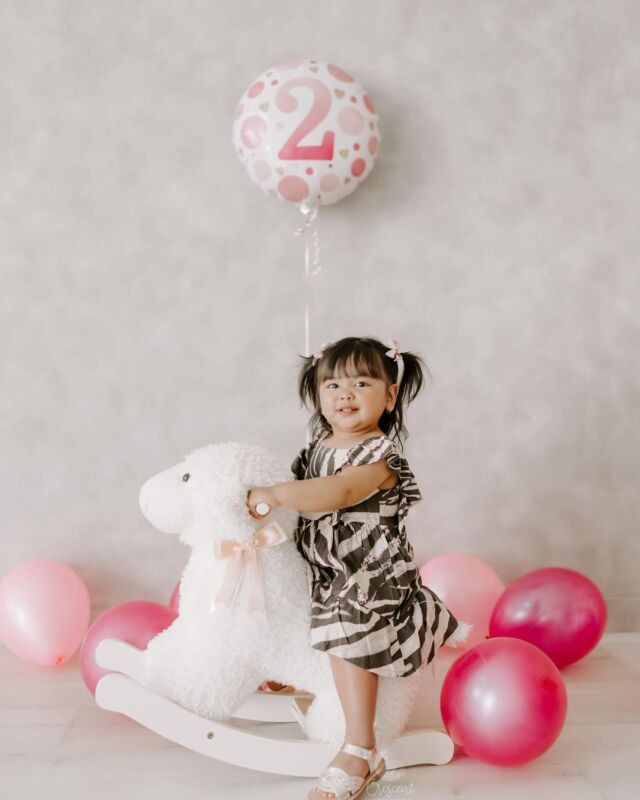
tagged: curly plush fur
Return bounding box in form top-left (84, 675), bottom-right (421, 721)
top-left (139, 441), bottom-right (443, 748)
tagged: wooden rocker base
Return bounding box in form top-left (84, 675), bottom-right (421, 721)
top-left (94, 638), bottom-right (454, 777)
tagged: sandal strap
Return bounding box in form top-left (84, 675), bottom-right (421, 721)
top-left (341, 742), bottom-right (377, 764)
top-left (315, 766), bottom-right (365, 798)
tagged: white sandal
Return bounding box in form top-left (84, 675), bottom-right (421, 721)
top-left (307, 742), bottom-right (386, 800)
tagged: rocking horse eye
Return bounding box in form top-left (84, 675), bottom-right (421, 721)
top-left (182, 473), bottom-right (190, 482)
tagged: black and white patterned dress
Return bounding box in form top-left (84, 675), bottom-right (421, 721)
top-left (290, 419), bottom-right (461, 677)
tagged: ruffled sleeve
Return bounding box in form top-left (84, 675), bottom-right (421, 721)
top-left (290, 416), bottom-right (330, 479)
top-left (290, 443), bottom-right (310, 480)
top-left (343, 436), bottom-right (423, 524)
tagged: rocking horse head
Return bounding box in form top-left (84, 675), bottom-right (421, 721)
top-left (138, 442), bottom-right (298, 550)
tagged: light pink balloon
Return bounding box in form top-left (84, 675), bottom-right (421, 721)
top-left (420, 553), bottom-right (505, 649)
top-left (0, 559), bottom-right (91, 667)
top-left (79, 600), bottom-right (177, 695)
top-left (441, 637), bottom-right (567, 765)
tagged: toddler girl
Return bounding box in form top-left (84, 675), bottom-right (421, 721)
top-left (247, 336), bottom-right (468, 800)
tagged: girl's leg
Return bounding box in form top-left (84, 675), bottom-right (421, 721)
top-left (313, 653), bottom-right (379, 799)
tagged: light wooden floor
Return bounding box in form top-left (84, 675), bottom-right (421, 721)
top-left (2, 633), bottom-right (639, 800)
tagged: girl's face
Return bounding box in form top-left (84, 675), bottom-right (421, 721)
top-left (318, 371), bottom-right (398, 436)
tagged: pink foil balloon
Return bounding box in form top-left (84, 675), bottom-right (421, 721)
top-left (79, 600), bottom-right (177, 695)
top-left (420, 553), bottom-right (505, 649)
top-left (232, 59), bottom-right (381, 208)
top-left (489, 567), bottom-right (608, 668)
top-left (441, 637), bottom-right (567, 765)
top-left (0, 560), bottom-right (91, 667)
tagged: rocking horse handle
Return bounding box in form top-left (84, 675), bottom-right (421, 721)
top-left (255, 502), bottom-right (271, 517)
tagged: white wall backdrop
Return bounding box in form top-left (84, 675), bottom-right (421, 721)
top-left (1, 1), bottom-right (638, 629)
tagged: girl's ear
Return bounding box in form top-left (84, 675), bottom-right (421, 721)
top-left (387, 383), bottom-right (399, 410)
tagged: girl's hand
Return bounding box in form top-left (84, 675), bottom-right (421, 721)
top-left (246, 486), bottom-right (280, 519)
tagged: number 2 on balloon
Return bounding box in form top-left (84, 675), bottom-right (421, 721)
top-left (277, 78), bottom-right (335, 161)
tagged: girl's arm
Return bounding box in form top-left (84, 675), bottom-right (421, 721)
top-left (272, 475), bottom-right (350, 513)
top-left (247, 461), bottom-right (392, 516)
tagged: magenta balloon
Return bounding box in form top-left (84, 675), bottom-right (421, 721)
top-left (0, 559), bottom-right (91, 666)
top-left (441, 637), bottom-right (567, 765)
top-left (79, 600), bottom-right (177, 695)
top-left (489, 567), bottom-right (607, 668)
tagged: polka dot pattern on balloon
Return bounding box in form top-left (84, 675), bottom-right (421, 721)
top-left (351, 158), bottom-right (366, 177)
top-left (232, 60), bottom-right (380, 207)
top-left (327, 64), bottom-right (355, 82)
top-left (241, 116), bottom-right (267, 149)
top-left (319, 174), bottom-right (340, 193)
top-left (338, 107), bottom-right (364, 135)
top-left (247, 81), bottom-right (264, 98)
top-left (278, 175), bottom-right (310, 202)
top-left (254, 160), bottom-right (271, 180)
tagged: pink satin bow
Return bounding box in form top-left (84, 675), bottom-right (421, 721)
top-left (208, 521), bottom-right (288, 616)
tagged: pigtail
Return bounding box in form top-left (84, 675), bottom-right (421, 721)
top-left (383, 348), bottom-right (431, 446)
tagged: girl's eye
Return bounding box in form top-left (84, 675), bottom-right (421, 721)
top-left (327, 381), bottom-right (367, 388)
top-left (182, 473), bottom-right (190, 482)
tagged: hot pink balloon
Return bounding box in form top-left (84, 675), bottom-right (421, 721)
top-left (0, 559), bottom-right (91, 667)
top-left (441, 637), bottom-right (567, 765)
top-left (420, 553), bottom-right (505, 649)
top-left (79, 600), bottom-right (177, 695)
top-left (489, 567), bottom-right (607, 668)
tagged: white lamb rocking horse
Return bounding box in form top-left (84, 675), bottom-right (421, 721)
top-left (94, 441), bottom-right (468, 777)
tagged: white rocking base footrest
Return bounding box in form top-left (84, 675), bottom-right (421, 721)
top-left (94, 637), bottom-right (454, 776)
top-left (96, 637), bottom-right (147, 682)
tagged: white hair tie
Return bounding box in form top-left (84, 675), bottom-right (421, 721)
top-left (385, 339), bottom-right (404, 386)
top-left (311, 341), bottom-right (331, 366)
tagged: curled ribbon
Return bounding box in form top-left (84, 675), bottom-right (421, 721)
top-left (294, 200), bottom-right (322, 378)
top-left (208, 521), bottom-right (288, 616)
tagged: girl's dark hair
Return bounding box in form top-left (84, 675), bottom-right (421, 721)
top-left (296, 336), bottom-right (430, 449)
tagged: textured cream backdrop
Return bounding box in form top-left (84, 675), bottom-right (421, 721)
top-left (1, 1), bottom-right (637, 630)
